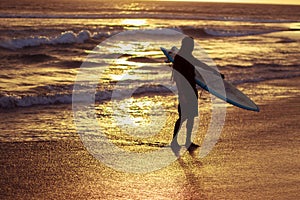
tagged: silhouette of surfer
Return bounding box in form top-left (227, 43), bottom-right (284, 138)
top-left (171, 37), bottom-right (200, 154)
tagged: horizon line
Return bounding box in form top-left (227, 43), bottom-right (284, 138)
top-left (145, 0), bottom-right (300, 6)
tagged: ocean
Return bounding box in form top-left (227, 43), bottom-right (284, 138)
top-left (0, 0), bottom-right (300, 143)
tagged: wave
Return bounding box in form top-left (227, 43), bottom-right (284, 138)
top-left (179, 26), bottom-right (287, 37)
top-left (0, 27), bottom-right (295, 51)
top-left (202, 28), bottom-right (282, 37)
top-left (0, 26), bottom-right (294, 50)
top-left (0, 93), bottom-right (73, 109)
top-left (0, 28), bottom-right (282, 50)
top-left (0, 28), bottom-right (183, 50)
top-left (0, 84), bottom-right (173, 109)
top-left (2, 71), bottom-right (299, 109)
top-left (0, 30), bottom-right (113, 50)
top-left (231, 74), bottom-right (300, 85)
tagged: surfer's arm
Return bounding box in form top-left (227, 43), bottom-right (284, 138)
top-left (173, 73), bottom-right (189, 104)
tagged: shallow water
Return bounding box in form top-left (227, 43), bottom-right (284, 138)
top-left (0, 1), bottom-right (300, 144)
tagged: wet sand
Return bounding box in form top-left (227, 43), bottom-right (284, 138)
top-left (1, 77), bottom-right (299, 200)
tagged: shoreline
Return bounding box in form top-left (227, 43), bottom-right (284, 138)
top-left (0, 77), bottom-right (299, 199)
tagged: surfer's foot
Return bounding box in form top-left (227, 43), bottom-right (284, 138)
top-left (187, 143), bottom-right (200, 153)
top-left (171, 140), bottom-right (181, 157)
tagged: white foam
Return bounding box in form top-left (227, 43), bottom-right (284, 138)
top-left (0, 30), bottom-right (108, 49)
top-left (0, 84), bottom-right (175, 109)
top-left (0, 28), bottom-right (184, 50)
top-left (203, 28), bottom-right (278, 37)
top-left (0, 94), bottom-right (73, 109)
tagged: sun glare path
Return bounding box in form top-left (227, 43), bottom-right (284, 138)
top-left (121, 19), bottom-right (148, 28)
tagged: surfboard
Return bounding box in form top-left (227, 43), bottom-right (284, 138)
top-left (161, 47), bottom-right (259, 112)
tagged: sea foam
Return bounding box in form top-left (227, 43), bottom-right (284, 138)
top-left (0, 30), bottom-right (109, 50)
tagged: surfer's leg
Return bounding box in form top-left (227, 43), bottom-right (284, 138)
top-left (172, 104), bottom-right (182, 142)
top-left (171, 116), bottom-right (182, 156)
top-left (171, 105), bottom-right (182, 154)
top-left (185, 117), bottom-right (194, 146)
top-left (173, 117), bottom-right (182, 140)
top-left (186, 117), bottom-right (200, 153)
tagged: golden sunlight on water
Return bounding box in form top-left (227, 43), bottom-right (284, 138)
top-left (93, 92), bottom-right (213, 154)
top-left (95, 95), bottom-right (177, 148)
top-left (121, 19), bottom-right (148, 29)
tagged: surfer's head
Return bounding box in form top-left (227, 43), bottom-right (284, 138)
top-left (181, 37), bottom-right (194, 54)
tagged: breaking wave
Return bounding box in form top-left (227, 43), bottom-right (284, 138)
top-left (0, 27), bottom-right (291, 50)
top-left (0, 84), bottom-right (173, 109)
top-left (202, 28), bottom-right (280, 37)
top-left (2, 71), bottom-right (298, 109)
top-left (0, 28), bottom-right (184, 50)
top-left (0, 30), bottom-right (114, 50)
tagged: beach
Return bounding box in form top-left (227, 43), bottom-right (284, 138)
top-left (1, 0), bottom-right (300, 199)
top-left (1, 77), bottom-right (299, 199)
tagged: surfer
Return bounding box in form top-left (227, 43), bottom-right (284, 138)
top-left (171, 37), bottom-right (200, 154)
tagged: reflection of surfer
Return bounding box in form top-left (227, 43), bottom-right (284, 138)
top-left (171, 37), bottom-right (200, 153)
